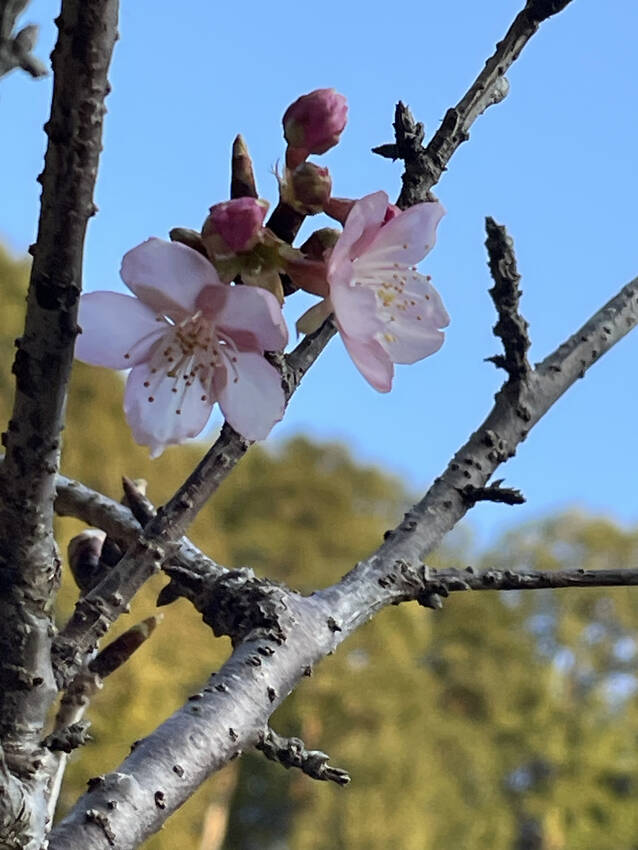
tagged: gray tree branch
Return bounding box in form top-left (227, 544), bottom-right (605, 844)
top-left (49, 255), bottom-right (638, 847)
top-left (0, 1), bottom-right (118, 846)
top-left (373, 0), bottom-right (574, 207)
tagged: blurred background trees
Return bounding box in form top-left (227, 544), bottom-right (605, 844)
top-left (3, 245), bottom-right (638, 848)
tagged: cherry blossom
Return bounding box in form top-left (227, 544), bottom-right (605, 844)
top-left (327, 190), bottom-right (449, 391)
top-left (75, 238), bottom-right (288, 456)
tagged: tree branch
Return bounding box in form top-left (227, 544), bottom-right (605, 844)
top-left (50, 318), bottom-right (337, 687)
top-left (374, 0), bottom-right (574, 207)
top-left (421, 565), bottom-right (638, 594)
top-left (0, 2), bottom-right (118, 846)
top-left (48, 1), bottom-right (568, 695)
top-left (50, 270), bottom-right (638, 848)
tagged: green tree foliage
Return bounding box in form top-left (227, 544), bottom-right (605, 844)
top-left (3, 246), bottom-right (638, 849)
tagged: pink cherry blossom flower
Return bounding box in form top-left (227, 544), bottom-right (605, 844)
top-left (327, 190), bottom-right (449, 391)
top-left (75, 238), bottom-right (288, 456)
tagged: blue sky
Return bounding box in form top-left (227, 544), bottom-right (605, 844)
top-left (2, 0), bottom-right (637, 544)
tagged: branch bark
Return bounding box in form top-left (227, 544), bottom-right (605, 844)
top-left (374, 0), bottom-right (574, 207)
top-left (0, 1), bottom-right (117, 846)
top-left (50, 265), bottom-right (638, 847)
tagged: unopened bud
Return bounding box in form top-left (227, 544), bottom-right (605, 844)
top-left (283, 88), bottom-right (348, 166)
top-left (299, 227), bottom-right (340, 260)
top-left (231, 135), bottom-right (258, 199)
top-left (169, 228), bottom-right (208, 257)
top-left (68, 530), bottom-right (106, 595)
top-left (286, 163), bottom-right (332, 215)
top-left (202, 197), bottom-right (268, 257)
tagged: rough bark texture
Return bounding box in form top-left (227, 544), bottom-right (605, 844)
top-left (0, 1), bottom-right (118, 846)
top-left (49, 268), bottom-right (638, 847)
top-left (10, 0), bottom-right (637, 846)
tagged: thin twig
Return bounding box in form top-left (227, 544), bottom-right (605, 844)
top-left (426, 564), bottom-right (638, 594)
top-left (459, 480), bottom-right (526, 506)
top-left (484, 217), bottom-right (531, 380)
top-left (374, 0), bottom-right (574, 207)
top-left (48, 0), bottom-right (579, 699)
top-left (256, 726), bottom-right (351, 786)
top-left (325, 275), bottom-right (638, 620)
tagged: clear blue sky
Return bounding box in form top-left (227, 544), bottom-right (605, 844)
top-left (3, 0), bottom-right (637, 544)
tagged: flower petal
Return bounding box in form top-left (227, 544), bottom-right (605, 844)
top-left (340, 332), bottom-right (394, 392)
top-left (213, 351), bottom-right (285, 441)
top-left (376, 273), bottom-right (449, 364)
top-left (330, 276), bottom-right (384, 341)
top-left (76, 292), bottom-right (167, 369)
top-left (364, 201), bottom-right (445, 267)
top-left (121, 238), bottom-right (222, 318)
top-left (328, 191), bottom-right (389, 271)
top-left (124, 362), bottom-right (214, 457)
top-left (195, 284), bottom-right (288, 351)
top-left (379, 323), bottom-right (445, 364)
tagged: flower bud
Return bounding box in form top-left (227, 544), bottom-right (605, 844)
top-left (169, 227), bottom-right (208, 257)
top-left (202, 197), bottom-right (269, 257)
top-left (283, 88), bottom-right (348, 164)
top-left (286, 163), bottom-right (332, 215)
top-left (68, 529), bottom-right (106, 595)
top-left (299, 227), bottom-right (340, 260)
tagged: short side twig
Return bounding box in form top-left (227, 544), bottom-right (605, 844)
top-left (459, 480), bottom-right (526, 506)
top-left (484, 217), bottom-right (530, 380)
top-left (256, 726), bottom-right (351, 787)
top-left (374, 0), bottom-right (574, 207)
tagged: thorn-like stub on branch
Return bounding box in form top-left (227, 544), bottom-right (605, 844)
top-left (371, 143), bottom-right (399, 160)
top-left (162, 564), bottom-right (292, 645)
top-left (85, 808), bottom-right (116, 846)
top-left (459, 481), bottom-right (526, 507)
top-left (43, 720), bottom-right (91, 753)
top-left (257, 727), bottom-right (351, 786)
top-left (485, 217), bottom-right (531, 381)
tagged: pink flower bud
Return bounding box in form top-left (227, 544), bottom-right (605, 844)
top-left (283, 88), bottom-right (348, 161)
top-left (287, 163), bottom-right (332, 214)
top-left (202, 197), bottom-right (269, 256)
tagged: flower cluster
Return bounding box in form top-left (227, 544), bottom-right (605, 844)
top-left (75, 88), bottom-right (449, 456)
